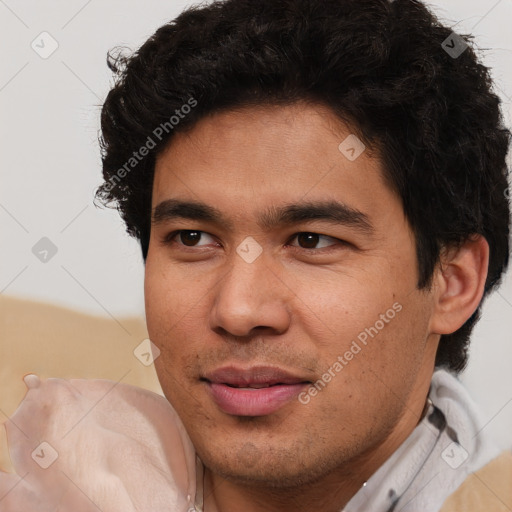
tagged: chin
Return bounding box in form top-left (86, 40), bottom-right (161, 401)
top-left (198, 439), bottom-right (346, 489)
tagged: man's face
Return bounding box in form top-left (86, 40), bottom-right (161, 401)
top-left (145, 103), bottom-right (439, 486)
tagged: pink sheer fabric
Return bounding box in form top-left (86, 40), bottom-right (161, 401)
top-left (0, 375), bottom-right (198, 511)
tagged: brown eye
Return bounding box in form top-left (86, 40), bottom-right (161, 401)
top-left (163, 230), bottom-right (217, 248)
top-left (179, 231), bottom-right (202, 246)
top-left (291, 232), bottom-right (339, 250)
top-left (297, 233), bottom-right (320, 249)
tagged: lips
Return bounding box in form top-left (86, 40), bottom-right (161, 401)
top-left (202, 366), bottom-right (311, 416)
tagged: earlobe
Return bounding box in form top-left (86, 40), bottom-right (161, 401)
top-left (429, 235), bottom-right (489, 335)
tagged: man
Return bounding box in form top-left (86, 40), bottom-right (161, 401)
top-left (1, 0), bottom-right (511, 510)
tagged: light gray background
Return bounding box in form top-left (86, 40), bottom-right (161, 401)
top-left (1, 0), bottom-right (511, 449)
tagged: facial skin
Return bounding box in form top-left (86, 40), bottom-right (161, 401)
top-left (144, 103), bottom-right (488, 512)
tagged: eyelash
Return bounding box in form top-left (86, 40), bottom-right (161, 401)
top-left (161, 230), bottom-right (347, 253)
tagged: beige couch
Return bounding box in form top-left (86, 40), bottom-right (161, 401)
top-left (0, 295), bottom-right (163, 472)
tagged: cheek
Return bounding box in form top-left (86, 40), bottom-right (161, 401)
top-left (144, 256), bottom-right (206, 387)
top-left (336, 300), bottom-right (429, 396)
top-left (304, 278), bottom-right (428, 393)
top-left (144, 269), bottom-right (165, 341)
top-left (144, 254), bottom-right (192, 335)
top-left (144, 257), bottom-right (184, 379)
top-left (292, 272), bottom-right (399, 341)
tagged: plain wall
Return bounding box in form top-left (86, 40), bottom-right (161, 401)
top-left (1, 0), bottom-right (511, 449)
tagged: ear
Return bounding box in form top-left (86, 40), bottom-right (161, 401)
top-left (429, 235), bottom-right (489, 335)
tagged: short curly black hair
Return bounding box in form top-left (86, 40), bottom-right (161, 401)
top-left (96, 0), bottom-right (511, 373)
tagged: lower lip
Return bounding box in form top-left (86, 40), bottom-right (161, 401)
top-left (207, 382), bottom-right (308, 416)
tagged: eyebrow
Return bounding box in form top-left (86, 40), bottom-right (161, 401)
top-left (152, 198), bottom-right (374, 234)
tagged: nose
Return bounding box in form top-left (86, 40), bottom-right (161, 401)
top-left (209, 250), bottom-right (292, 339)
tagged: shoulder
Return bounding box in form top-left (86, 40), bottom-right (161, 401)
top-left (440, 451), bottom-right (512, 512)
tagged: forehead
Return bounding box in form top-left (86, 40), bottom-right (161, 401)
top-left (152, 103), bottom-right (396, 226)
